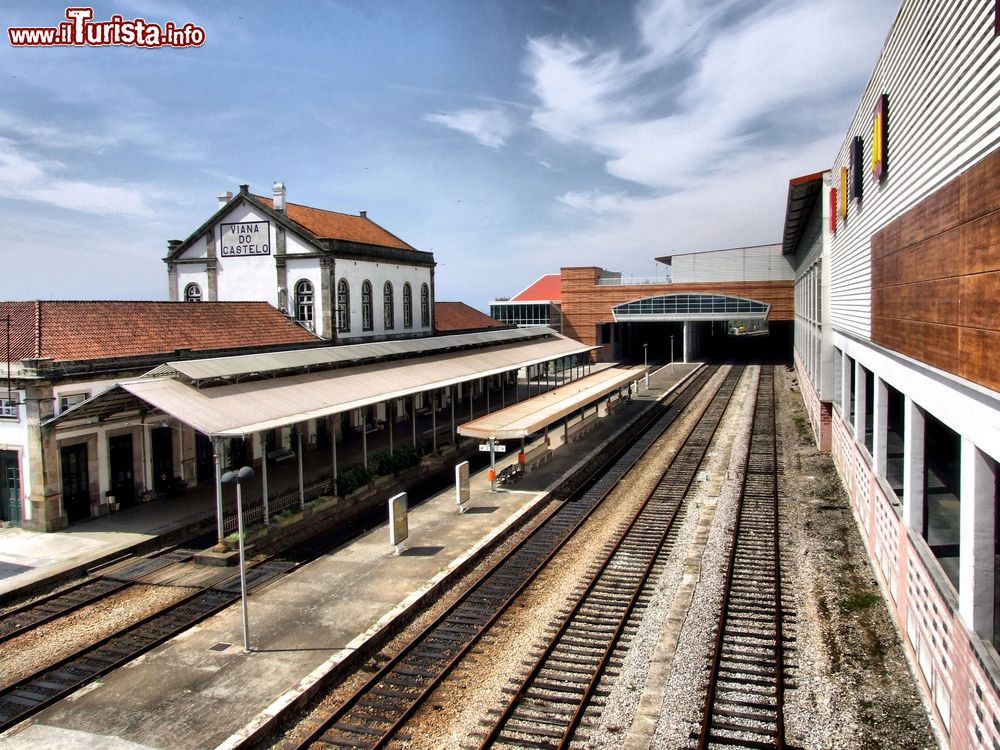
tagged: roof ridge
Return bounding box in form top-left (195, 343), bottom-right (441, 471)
top-left (34, 300), bottom-right (41, 358)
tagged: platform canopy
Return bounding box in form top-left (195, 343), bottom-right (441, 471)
top-left (457, 366), bottom-right (639, 440)
top-left (49, 333), bottom-right (594, 438)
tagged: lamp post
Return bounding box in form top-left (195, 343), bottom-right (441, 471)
top-left (221, 465), bottom-right (255, 653)
top-left (643, 343), bottom-right (649, 389)
top-left (670, 335), bottom-right (675, 365)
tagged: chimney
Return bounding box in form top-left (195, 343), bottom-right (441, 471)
top-left (359, 210), bottom-right (367, 219)
top-left (217, 191), bottom-right (232, 208)
top-left (238, 183), bottom-right (249, 196)
top-left (273, 181), bottom-right (286, 212)
top-left (167, 239), bottom-right (182, 253)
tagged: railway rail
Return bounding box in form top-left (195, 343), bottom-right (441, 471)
top-left (0, 548), bottom-right (199, 646)
top-left (694, 365), bottom-right (788, 750)
top-left (0, 558), bottom-right (294, 734)
top-left (475, 365), bottom-right (746, 749)
top-left (283, 364), bottom-right (724, 750)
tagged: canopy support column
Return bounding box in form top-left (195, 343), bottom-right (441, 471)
top-left (389, 401), bottom-right (394, 455)
top-left (212, 438), bottom-right (223, 546)
top-left (297, 428), bottom-right (304, 509)
top-left (259, 433), bottom-right (269, 526)
top-left (411, 396), bottom-right (417, 448)
top-left (432, 391), bottom-right (438, 454)
top-left (451, 387), bottom-right (456, 445)
top-left (362, 416), bottom-right (368, 469)
top-left (331, 416), bottom-right (338, 492)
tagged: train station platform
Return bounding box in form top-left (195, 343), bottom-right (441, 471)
top-left (0, 362), bottom-right (699, 750)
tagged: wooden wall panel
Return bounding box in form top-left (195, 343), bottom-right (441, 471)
top-left (872, 146), bottom-right (1000, 392)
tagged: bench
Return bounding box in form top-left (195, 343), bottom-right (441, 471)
top-left (523, 445), bottom-right (551, 472)
top-left (497, 463), bottom-right (523, 486)
top-left (267, 448), bottom-right (296, 463)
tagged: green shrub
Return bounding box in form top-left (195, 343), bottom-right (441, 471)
top-left (335, 465), bottom-right (372, 496)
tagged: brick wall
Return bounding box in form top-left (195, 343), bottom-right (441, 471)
top-left (830, 408), bottom-right (1000, 750)
top-left (793, 350), bottom-right (832, 451)
top-left (559, 266), bottom-right (794, 349)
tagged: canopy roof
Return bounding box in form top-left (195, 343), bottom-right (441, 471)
top-left (51, 333), bottom-right (593, 438)
top-left (457, 366), bottom-right (638, 440)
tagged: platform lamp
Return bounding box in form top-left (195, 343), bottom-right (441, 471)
top-left (221, 465), bottom-right (255, 652)
top-left (670, 335), bottom-right (675, 365)
top-left (643, 343), bottom-right (649, 389)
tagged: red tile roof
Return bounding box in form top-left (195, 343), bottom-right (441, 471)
top-left (434, 302), bottom-right (508, 333)
top-left (253, 196), bottom-right (414, 250)
top-left (511, 274), bottom-right (561, 302)
top-left (0, 301), bottom-right (319, 363)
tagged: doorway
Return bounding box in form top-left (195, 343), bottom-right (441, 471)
top-left (195, 433), bottom-right (213, 484)
top-left (151, 426), bottom-right (173, 496)
top-left (109, 434), bottom-right (135, 508)
top-left (61, 443), bottom-right (91, 522)
top-left (0, 451), bottom-right (21, 525)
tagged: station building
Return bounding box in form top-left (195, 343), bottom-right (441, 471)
top-left (787, 1), bottom-right (1000, 745)
top-left (0, 301), bottom-right (322, 531)
top-left (492, 246), bottom-right (793, 363)
top-left (164, 182), bottom-right (436, 342)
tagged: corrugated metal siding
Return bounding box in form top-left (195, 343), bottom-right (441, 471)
top-left (829, 0), bottom-right (1000, 339)
top-left (671, 244), bottom-right (792, 283)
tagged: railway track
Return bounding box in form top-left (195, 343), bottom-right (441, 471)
top-left (283, 364), bottom-right (725, 750)
top-left (694, 365), bottom-right (789, 750)
top-left (0, 548), bottom-right (200, 646)
top-left (475, 365), bottom-right (746, 749)
top-left (0, 559), bottom-right (294, 734)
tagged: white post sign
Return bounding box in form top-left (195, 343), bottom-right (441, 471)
top-left (455, 461), bottom-right (470, 512)
top-left (389, 492), bottom-right (408, 554)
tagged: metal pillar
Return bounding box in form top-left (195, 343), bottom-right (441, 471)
top-left (451, 387), bottom-right (456, 444)
top-left (331, 417), bottom-right (339, 492)
top-left (388, 401), bottom-right (394, 454)
top-left (213, 438), bottom-right (223, 546)
top-left (362, 416), bottom-right (368, 469)
top-left (432, 392), bottom-right (438, 453)
top-left (260, 432), bottom-right (269, 526)
top-left (297, 428), bottom-right (304, 509)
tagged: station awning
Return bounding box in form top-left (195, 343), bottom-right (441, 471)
top-left (457, 366), bottom-right (639, 440)
top-left (49, 335), bottom-right (594, 438)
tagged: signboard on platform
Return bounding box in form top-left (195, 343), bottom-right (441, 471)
top-left (479, 442), bottom-right (506, 453)
top-left (455, 461), bottom-right (470, 512)
top-left (388, 492), bottom-right (408, 553)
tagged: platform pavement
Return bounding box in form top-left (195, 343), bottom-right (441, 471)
top-left (0, 362), bottom-right (699, 750)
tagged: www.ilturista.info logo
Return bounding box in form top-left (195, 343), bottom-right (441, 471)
top-left (8, 7), bottom-right (205, 48)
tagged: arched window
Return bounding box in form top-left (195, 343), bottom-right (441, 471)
top-left (383, 281), bottom-right (395, 330)
top-left (184, 283), bottom-right (202, 302)
top-left (361, 280), bottom-right (373, 331)
top-left (402, 283), bottom-right (413, 328)
top-left (336, 279), bottom-right (350, 333)
top-left (294, 279), bottom-right (314, 330)
top-left (420, 283), bottom-right (430, 328)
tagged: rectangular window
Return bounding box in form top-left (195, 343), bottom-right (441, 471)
top-left (0, 398), bottom-right (18, 420)
top-left (885, 383), bottom-right (905, 500)
top-left (863, 367), bottom-right (875, 455)
top-left (833, 348), bottom-right (843, 406)
top-left (59, 392), bottom-right (88, 413)
top-left (923, 412), bottom-right (961, 591)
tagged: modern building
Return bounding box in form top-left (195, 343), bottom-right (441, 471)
top-left (0, 301), bottom-right (322, 531)
top-left (164, 183), bottom-right (436, 342)
top-left (490, 274), bottom-right (563, 332)
top-left (494, 246), bottom-right (793, 363)
top-left (787, 2), bottom-right (1000, 746)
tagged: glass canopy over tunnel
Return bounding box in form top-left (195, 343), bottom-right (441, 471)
top-left (611, 293), bottom-right (770, 322)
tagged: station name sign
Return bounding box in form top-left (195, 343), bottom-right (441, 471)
top-left (220, 221), bottom-right (270, 257)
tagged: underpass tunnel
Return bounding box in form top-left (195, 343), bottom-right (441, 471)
top-left (598, 319), bottom-right (792, 365)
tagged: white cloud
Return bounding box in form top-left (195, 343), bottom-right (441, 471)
top-left (424, 108), bottom-right (516, 149)
top-left (524, 0), bottom-right (896, 191)
top-left (0, 137), bottom-right (152, 216)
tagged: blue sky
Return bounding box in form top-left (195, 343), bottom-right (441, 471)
top-left (1, 0), bottom-right (900, 310)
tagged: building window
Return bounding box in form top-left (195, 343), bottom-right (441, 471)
top-left (923, 413), bottom-right (961, 591)
top-left (59, 392), bottom-right (88, 414)
top-left (336, 279), bottom-right (350, 333)
top-left (294, 279), bottom-right (314, 330)
top-left (362, 280), bottom-right (373, 331)
top-left (183, 283), bottom-right (202, 302)
top-left (383, 281), bottom-right (394, 330)
top-left (421, 283), bottom-right (430, 328)
top-left (885, 383), bottom-right (905, 500)
top-left (0, 398), bottom-right (18, 420)
top-left (402, 283), bottom-right (413, 328)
